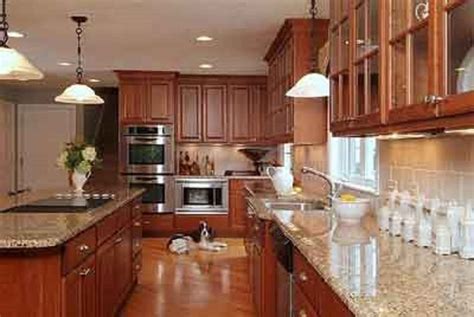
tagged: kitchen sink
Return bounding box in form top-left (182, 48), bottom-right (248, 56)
top-left (263, 200), bottom-right (326, 211)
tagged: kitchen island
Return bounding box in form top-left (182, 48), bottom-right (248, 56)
top-left (0, 184), bottom-right (144, 317)
top-left (246, 183), bottom-right (474, 317)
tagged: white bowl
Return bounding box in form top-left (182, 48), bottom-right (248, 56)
top-left (333, 198), bottom-right (370, 223)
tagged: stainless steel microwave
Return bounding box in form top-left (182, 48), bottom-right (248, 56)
top-left (121, 124), bottom-right (174, 175)
top-left (175, 177), bottom-right (228, 215)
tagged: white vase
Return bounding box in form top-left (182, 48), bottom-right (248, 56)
top-left (72, 170), bottom-right (91, 194)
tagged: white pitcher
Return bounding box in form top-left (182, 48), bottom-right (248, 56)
top-left (72, 170), bottom-right (91, 194)
top-left (266, 166), bottom-right (294, 196)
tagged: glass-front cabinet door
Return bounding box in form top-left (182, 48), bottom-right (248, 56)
top-left (437, 0), bottom-right (474, 117)
top-left (352, 0), bottom-right (382, 129)
top-left (387, 0), bottom-right (436, 124)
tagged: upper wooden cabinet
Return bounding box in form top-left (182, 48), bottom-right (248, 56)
top-left (177, 75), bottom-right (267, 144)
top-left (330, 0), bottom-right (474, 136)
top-left (264, 19), bottom-right (329, 145)
top-left (116, 71), bottom-right (177, 124)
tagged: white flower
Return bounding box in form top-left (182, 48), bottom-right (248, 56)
top-left (76, 161), bottom-right (92, 174)
top-left (82, 146), bottom-right (97, 162)
top-left (56, 151), bottom-right (68, 169)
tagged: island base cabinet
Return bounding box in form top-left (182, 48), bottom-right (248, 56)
top-left (97, 227), bottom-right (133, 317)
top-left (62, 255), bottom-right (97, 317)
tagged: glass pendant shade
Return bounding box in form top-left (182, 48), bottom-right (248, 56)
top-left (286, 72), bottom-right (330, 98)
top-left (55, 83), bottom-right (104, 105)
top-left (0, 46), bottom-right (44, 80)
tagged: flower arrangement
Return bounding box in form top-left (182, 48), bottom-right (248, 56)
top-left (57, 142), bottom-right (100, 174)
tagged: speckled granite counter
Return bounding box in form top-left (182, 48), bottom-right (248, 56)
top-left (0, 185), bottom-right (144, 249)
top-left (249, 184), bottom-right (474, 316)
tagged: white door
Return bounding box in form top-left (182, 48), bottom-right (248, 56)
top-left (18, 104), bottom-right (76, 191)
top-left (0, 100), bottom-right (14, 196)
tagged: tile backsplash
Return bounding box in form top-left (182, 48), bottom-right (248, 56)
top-left (379, 135), bottom-right (474, 204)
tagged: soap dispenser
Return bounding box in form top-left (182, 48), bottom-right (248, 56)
top-left (459, 201), bottom-right (474, 259)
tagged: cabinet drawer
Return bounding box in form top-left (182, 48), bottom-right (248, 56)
top-left (132, 216), bottom-right (143, 256)
top-left (117, 205), bottom-right (132, 229)
top-left (63, 226), bottom-right (97, 275)
top-left (294, 249), bottom-right (320, 309)
top-left (97, 212), bottom-right (119, 246)
top-left (294, 283), bottom-right (318, 317)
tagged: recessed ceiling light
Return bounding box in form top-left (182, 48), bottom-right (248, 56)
top-left (8, 31), bottom-right (25, 38)
top-left (58, 62), bottom-right (72, 66)
top-left (88, 78), bottom-right (101, 83)
top-left (196, 35), bottom-right (214, 42)
top-left (199, 63), bottom-right (214, 69)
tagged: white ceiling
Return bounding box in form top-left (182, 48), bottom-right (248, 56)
top-left (3, 0), bottom-right (329, 88)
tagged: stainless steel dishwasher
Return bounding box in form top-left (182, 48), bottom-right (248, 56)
top-left (271, 223), bottom-right (294, 317)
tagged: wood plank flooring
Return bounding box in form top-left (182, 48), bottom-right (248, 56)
top-left (121, 238), bottom-right (256, 317)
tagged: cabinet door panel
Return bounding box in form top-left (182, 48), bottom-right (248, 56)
top-left (178, 85), bottom-right (202, 142)
top-left (115, 227), bottom-right (132, 303)
top-left (120, 82), bottom-right (147, 123)
top-left (229, 85), bottom-right (252, 142)
top-left (97, 239), bottom-right (116, 317)
top-left (62, 255), bottom-right (97, 317)
top-left (203, 85), bottom-right (227, 142)
top-left (149, 80), bottom-right (174, 123)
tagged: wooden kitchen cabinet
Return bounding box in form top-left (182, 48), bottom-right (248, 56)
top-left (177, 75), bottom-right (267, 144)
top-left (177, 84), bottom-right (202, 142)
top-left (264, 19), bottom-right (329, 145)
top-left (62, 255), bottom-right (97, 317)
top-left (228, 179), bottom-right (247, 236)
top-left (330, 0), bottom-right (474, 136)
top-left (203, 85), bottom-right (227, 142)
top-left (117, 71), bottom-right (177, 125)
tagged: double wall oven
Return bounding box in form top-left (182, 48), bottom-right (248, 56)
top-left (122, 124), bottom-right (174, 213)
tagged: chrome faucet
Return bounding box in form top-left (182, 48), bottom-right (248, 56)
top-left (301, 167), bottom-right (337, 207)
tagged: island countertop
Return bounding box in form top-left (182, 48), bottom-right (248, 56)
top-left (0, 184), bottom-right (144, 250)
top-left (248, 184), bottom-right (474, 316)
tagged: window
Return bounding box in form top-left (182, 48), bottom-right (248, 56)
top-left (330, 136), bottom-right (378, 190)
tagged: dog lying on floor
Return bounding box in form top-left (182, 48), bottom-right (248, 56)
top-left (167, 221), bottom-right (228, 254)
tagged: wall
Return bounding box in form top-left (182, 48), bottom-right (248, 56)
top-left (177, 145), bottom-right (276, 175)
top-left (0, 99), bottom-right (14, 195)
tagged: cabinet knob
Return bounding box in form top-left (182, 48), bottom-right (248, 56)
top-left (299, 272), bottom-right (308, 282)
top-left (143, 220), bottom-right (151, 225)
top-left (298, 310), bottom-right (307, 317)
top-left (78, 244), bottom-right (90, 253)
top-left (115, 237), bottom-right (124, 244)
top-left (135, 264), bottom-right (141, 271)
top-left (79, 268), bottom-right (92, 276)
top-left (134, 205), bottom-right (141, 210)
top-left (134, 221), bottom-right (142, 227)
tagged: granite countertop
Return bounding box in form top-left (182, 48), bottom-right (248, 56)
top-left (175, 175), bottom-right (270, 180)
top-left (0, 184), bottom-right (145, 250)
top-left (248, 183), bottom-right (474, 316)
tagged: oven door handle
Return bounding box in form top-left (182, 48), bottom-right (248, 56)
top-left (132, 137), bottom-right (159, 142)
top-left (134, 177), bottom-right (163, 182)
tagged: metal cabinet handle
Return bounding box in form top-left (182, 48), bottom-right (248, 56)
top-left (134, 221), bottom-right (142, 227)
top-left (115, 237), bottom-right (123, 244)
top-left (78, 244), bottom-right (90, 253)
top-left (135, 264), bottom-right (141, 271)
top-left (299, 272), bottom-right (308, 282)
top-left (299, 310), bottom-right (307, 317)
top-left (79, 268), bottom-right (92, 276)
top-left (134, 205), bottom-right (141, 210)
top-left (143, 220), bottom-right (151, 225)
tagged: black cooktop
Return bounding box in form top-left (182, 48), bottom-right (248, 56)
top-left (3, 195), bottom-right (114, 213)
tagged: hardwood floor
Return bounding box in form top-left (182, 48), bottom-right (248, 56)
top-left (121, 238), bottom-right (256, 317)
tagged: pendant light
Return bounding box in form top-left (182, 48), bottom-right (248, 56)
top-left (55, 16), bottom-right (104, 105)
top-left (0, 0), bottom-right (43, 81)
top-left (286, 0), bottom-right (329, 98)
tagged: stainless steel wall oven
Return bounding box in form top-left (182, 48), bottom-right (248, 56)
top-left (128, 175), bottom-right (174, 213)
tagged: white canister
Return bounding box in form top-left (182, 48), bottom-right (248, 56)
top-left (402, 215), bottom-right (416, 242)
top-left (433, 223), bottom-right (451, 255)
top-left (378, 205), bottom-right (391, 231)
